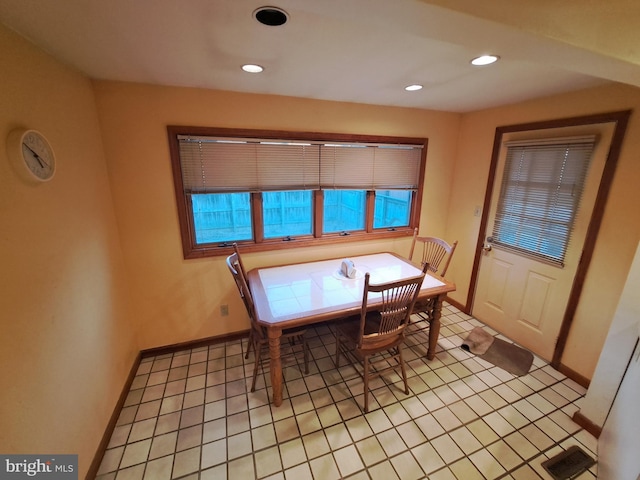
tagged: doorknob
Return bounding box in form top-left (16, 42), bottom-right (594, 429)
top-left (482, 236), bottom-right (493, 253)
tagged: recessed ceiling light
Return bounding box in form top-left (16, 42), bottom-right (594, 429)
top-left (242, 64), bottom-right (264, 73)
top-left (254, 6), bottom-right (289, 26)
top-left (405, 84), bottom-right (423, 91)
top-left (471, 55), bottom-right (500, 66)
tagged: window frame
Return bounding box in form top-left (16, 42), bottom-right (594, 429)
top-left (168, 126), bottom-right (427, 258)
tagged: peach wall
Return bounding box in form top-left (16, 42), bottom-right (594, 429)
top-left (448, 83), bottom-right (640, 379)
top-left (92, 81), bottom-right (461, 350)
top-left (93, 79), bottom-right (640, 382)
top-left (0, 26), bottom-right (138, 477)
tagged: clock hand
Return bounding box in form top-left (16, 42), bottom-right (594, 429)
top-left (23, 144), bottom-right (47, 168)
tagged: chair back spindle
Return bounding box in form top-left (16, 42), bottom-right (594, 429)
top-left (358, 272), bottom-right (425, 350)
top-left (409, 227), bottom-right (458, 277)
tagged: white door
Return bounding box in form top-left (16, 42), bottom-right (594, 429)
top-left (473, 123), bottom-right (615, 361)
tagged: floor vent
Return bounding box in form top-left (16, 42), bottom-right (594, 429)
top-left (541, 445), bottom-right (596, 480)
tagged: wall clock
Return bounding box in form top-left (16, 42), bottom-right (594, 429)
top-left (7, 128), bottom-right (56, 182)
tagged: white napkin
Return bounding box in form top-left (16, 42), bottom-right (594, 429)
top-left (340, 259), bottom-right (356, 279)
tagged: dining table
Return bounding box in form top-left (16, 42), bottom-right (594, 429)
top-left (247, 252), bottom-right (456, 406)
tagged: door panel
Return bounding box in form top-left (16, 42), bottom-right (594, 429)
top-left (473, 123), bottom-right (615, 361)
top-left (474, 247), bottom-right (568, 359)
top-left (520, 271), bottom-right (552, 330)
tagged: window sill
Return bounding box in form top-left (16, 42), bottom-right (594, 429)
top-left (183, 227), bottom-right (415, 259)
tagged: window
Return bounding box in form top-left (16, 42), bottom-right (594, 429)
top-left (263, 190), bottom-right (313, 238)
top-left (492, 136), bottom-right (596, 266)
top-left (323, 190), bottom-right (366, 233)
top-left (374, 190), bottom-right (413, 229)
top-left (169, 127), bottom-right (426, 258)
top-left (192, 192), bottom-right (252, 244)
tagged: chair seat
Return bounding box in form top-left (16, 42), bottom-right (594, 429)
top-left (337, 314), bottom-right (405, 354)
top-left (409, 298), bottom-right (437, 333)
top-left (282, 325), bottom-right (307, 337)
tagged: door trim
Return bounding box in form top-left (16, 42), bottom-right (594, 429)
top-left (466, 110), bottom-right (631, 369)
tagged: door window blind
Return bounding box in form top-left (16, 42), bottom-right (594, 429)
top-left (492, 136), bottom-right (596, 266)
top-left (178, 135), bottom-right (422, 193)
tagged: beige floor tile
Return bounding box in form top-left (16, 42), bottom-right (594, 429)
top-left (143, 455), bottom-right (173, 480)
top-left (449, 426), bottom-right (482, 455)
top-left (97, 446), bottom-right (124, 475)
top-left (252, 423), bottom-right (278, 450)
top-left (279, 437), bottom-right (307, 470)
top-left (227, 411), bottom-right (251, 435)
top-left (434, 432), bottom-right (466, 463)
top-left (333, 444), bottom-right (365, 477)
top-left (255, 446), bottom-right (282, 478)
top-left (504, 431), bottom-right (540, 461)
top-left (301, 430), bottom-right (331, 460)
top-left (391, 450), bottom-right (425, 480)
top-left (227, 455), bottom-right (256, 479)
top-left (396, 420), bottom-right (428, 448)
top-left (228, 430), bottom-right (253, 460)
top-left (200, 439), bottom-right (225, 470)
top-left (119, 439), bottom-right (151, 469)
top-left (176, 424), bottom-right (202, 452)
top-left (324, 422), bottom-right (352, 450)
top-left (411, 441), bottom-right (446, 475)
top-left (355, 436), bottom-right (386, 467)
top-left (282, 463), bottom-right (312, 480)
top-left (171, 446), bottom-right (200, 479)
top-left (469, 448), bottom-right (506, 479)
top-left (367, 460), bottom-right (399, 480)
top-left (427, 467), bottom-right (457, 480)
top-left (148, 431), bottom-right (177, 460)
top-left (309, 453), bottom-right (341, 480)
top-left (344, 416), bottom-right (374, 442)
top-left (449, 457), bottom-right (485, 480)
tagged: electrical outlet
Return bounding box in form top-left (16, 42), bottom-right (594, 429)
top-left (220, 304), bottom-right (229, 316)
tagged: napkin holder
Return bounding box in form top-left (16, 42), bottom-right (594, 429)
top-left (340, 259), bottom-right (356, 279)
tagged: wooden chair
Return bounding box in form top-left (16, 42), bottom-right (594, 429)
top-left (230, 244), bottom-right (256, 360)
top-left (334, 270), bottom-right (426, 412)
top-left (226, 251), bottom-right (309, 392)
top-left (408, 229), bottom-right (458, 339)
top-left (408, 227), bottom-right (458, 277)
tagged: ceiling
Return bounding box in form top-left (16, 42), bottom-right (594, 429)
top-left (1, 0), bottom-right (639, 112)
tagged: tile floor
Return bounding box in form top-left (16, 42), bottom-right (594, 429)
top-left (95, 304), bottom-right (598, 479)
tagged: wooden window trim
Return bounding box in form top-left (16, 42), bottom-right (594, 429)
top-left (168, 126), bottom-right (427, 258)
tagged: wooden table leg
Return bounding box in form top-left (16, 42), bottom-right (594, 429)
top-left (267, 327), bottom-right (283, 406)
top-left (427, 294), bottom-right (444, 360)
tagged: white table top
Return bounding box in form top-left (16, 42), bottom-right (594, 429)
top-left (250, 252), bottom-right (449, 325)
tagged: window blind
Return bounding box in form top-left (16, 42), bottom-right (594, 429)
top-left (178, 136), bottom-right (321, 192)
top-left (492, 136), bottom-right (596, 266)
top-left (178, 135), bottom-right (422, 193)
top-left (320, 143), bottom-right (422, 190)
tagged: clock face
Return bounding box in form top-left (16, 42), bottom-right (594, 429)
top-left (21, 130), bottom-right (55, 181)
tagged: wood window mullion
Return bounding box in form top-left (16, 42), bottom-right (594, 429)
top-left (365, 190), bottom-right (375, 232)
top-left (252, 192), bottom-right (264, 243)
top-left (314, 190), bottom-right (323, 238)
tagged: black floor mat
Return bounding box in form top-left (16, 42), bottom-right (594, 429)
top-left (541, 445), bottom-right (596, 480)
